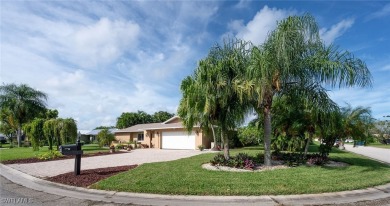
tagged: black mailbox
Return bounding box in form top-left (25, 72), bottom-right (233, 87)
top-left (59, 133), bottom-right (83, 175)
top-left (59, 144), bottom-right (83, 155)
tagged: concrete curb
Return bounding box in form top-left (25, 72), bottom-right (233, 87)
top-left (1, 163), bottom-right (389, 206)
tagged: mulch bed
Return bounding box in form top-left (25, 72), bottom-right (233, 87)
top-left (46, 165), bottom-right (138, 187)
top-left (1, 151), bottom-right (128, 165)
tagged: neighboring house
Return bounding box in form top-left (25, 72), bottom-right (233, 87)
top-left (115, 116), bottom-right (211, 150)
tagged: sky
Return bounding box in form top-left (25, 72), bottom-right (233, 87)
top-left (1, 1), bottom-right (389, 130)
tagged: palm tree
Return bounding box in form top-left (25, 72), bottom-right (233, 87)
top-left (0, 84), bottom-right (47, 147)
top-left (340, 104), bottom-right (373, 145)
top-left (178, 38), bottom-right (251, 159)
top-left (237, 14), bottom-right (371, 166)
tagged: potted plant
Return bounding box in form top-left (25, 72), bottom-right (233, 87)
top-left (109, 145), bottom-right (115, 153)
top-left (198, 145), bottom-right (205, 151)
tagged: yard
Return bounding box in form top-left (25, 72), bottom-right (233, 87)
top-left (0, 144), bottom-right (108, 162)
top-left (367, 143), bottom-right (390, 149)
top-left (91, 146), bottom-right (390, 195)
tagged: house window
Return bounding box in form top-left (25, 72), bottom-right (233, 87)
top-left (137, 133), bottom-right (144, 141)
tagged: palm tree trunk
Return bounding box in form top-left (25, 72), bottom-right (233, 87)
top-left (304, 132), bottom-right (313, 157)
top-left (17, 125), bottom-right (22, 147)
top-left (211, 125), bottom-right (218, 150)
top-left (222, 130), bottom-right (229, 160)
top-left (264, 104), bottom-right (272, 166)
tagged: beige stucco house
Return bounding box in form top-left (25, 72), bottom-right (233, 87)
top-left (115, 116), bottom-right (211, 150)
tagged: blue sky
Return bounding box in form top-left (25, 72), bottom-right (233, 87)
top-left (1, 1), bottom-right (389, 130)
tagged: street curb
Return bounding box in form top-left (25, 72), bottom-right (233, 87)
top-left (1, 163), bottom-right (389, 206)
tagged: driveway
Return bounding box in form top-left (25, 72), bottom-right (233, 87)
top-left (7, 149), bottom-right (210, 178)
top-left (344, 144), bottom-right (390, 164)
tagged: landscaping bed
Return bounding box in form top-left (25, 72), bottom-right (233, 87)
top-left (46, 165), bottom-right (138, 187)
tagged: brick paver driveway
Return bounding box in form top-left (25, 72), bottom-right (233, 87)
top-left (7, 149), bottom-right (210, 177)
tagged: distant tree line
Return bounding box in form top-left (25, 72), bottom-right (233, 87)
top-left (116, 110), bottom-right (175, 129)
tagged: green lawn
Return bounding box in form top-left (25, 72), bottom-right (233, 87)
top-left (367, 143), bottom-right (390, 149)
top-left (91, 146), bottom-right (390, 195)
top-left (0, 144), bottom-right (108, 162)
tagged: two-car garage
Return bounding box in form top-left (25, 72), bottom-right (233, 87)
top-left (161, 131), bottom-right (196, 150)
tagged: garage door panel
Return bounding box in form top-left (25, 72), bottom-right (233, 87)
top-left (162, 131), bottom-right (195, 149)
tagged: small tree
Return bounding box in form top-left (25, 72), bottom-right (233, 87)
top-left (43, 119), bottom-right (56, 150)
top-left (23, 118), bottom-right (45, 151)
top-left (97, 128), bottom-right (116, 148)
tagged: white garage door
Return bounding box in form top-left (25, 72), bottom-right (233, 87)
top-left (162, 131), bottom-right (195, 149)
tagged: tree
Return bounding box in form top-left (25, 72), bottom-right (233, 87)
top-left (0, 83), bottom-right (47, 147)
top-left (116, 110), bottom-right (153, 129)
top-left (237, 124), bottom-right (262, 146)
top-left (373, 120), bottom-right (390, 143)
top-left (340, 104), bottom-right (374, 143)
top-left (95, 126), bottom-right (116, 129)
top-left (59, 118), bottom-right (77, 145)
top-left (96, 128), bottom-right (116, 148)
top-left (152, 111), bottom-right (174, 122)
top-left (178, 38), bottom-right (251, 159)
top-left (43, 119), bottom-right (56, 150)
top-left (0, 108), bottom-right (18, 144)
top-left (237, 14), bottom-right (372, 166)
top-left (23, 118), bottom-right (45, 151)
top-left (44, 109), bottom-right (59, 119)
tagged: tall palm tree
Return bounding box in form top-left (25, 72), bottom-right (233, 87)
top-left (178, 38), bottom-right (251, 159)
top-left (237, 14), bottom-right (371, 166)
top-left (0, 84), bottom-right (47, 147)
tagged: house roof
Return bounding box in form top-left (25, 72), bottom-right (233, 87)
top-left (115, 116), bottom-right (199, 133)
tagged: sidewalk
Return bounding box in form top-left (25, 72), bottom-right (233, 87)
top-left (1, 163), bottom-right (389, 206)
top-left (344, 144), bottom-right (390, 164)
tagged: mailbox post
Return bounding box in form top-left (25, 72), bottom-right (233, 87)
top-left (75, 135), bottom-right (82, 175)
top-left (59, 133), bottom-right (83, 175)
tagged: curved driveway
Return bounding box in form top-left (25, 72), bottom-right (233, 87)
top-left (344, 144), bottom-right (390, 164)
top-left (7, 149), bottom-right (211, 177)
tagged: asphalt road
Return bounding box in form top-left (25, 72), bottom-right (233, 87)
top-left (0, 175), bottom-right (140, 206)
top-left (344, 144), bottom-right (390, 164)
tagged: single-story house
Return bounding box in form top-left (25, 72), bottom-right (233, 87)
top-left (115, 116), bottom-right (211, 150)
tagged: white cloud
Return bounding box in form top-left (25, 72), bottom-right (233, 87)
top-left (231, 6), bottom-right (296, 45)
top-left (381, 64), bottom-right (390, 71)
top-left (71, 18), bottom-right (140, 68)
top-left (319, 19), bottom-right (354, 45)
top-left (367, 3), bottom-right (390, 20)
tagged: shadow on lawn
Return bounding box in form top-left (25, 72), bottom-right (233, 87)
top-left (326, 156), bottom-right (390, 172)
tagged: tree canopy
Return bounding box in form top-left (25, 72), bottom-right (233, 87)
top-left (116, 110), bottom-right (174, 129)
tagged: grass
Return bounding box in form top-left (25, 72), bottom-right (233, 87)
top-left (367, 143), bottom-right (390, 149)
top-left (0, 144), bottom-right (108, 162)
top-left (91, 145), bottom-right (390, 195)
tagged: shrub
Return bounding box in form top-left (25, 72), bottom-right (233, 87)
top-left (210, 153), bottom-right (255, 170)
top-left (37, 150), bottom-right (63, 160)
top-left (306, 153), bottom-right (329, 166)
top-left (244, 159), bottom-right (255, 170)
top-left (198, 145), bottom-right (205, 151)
top-left (210, 154), bottom-right (226, 166)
